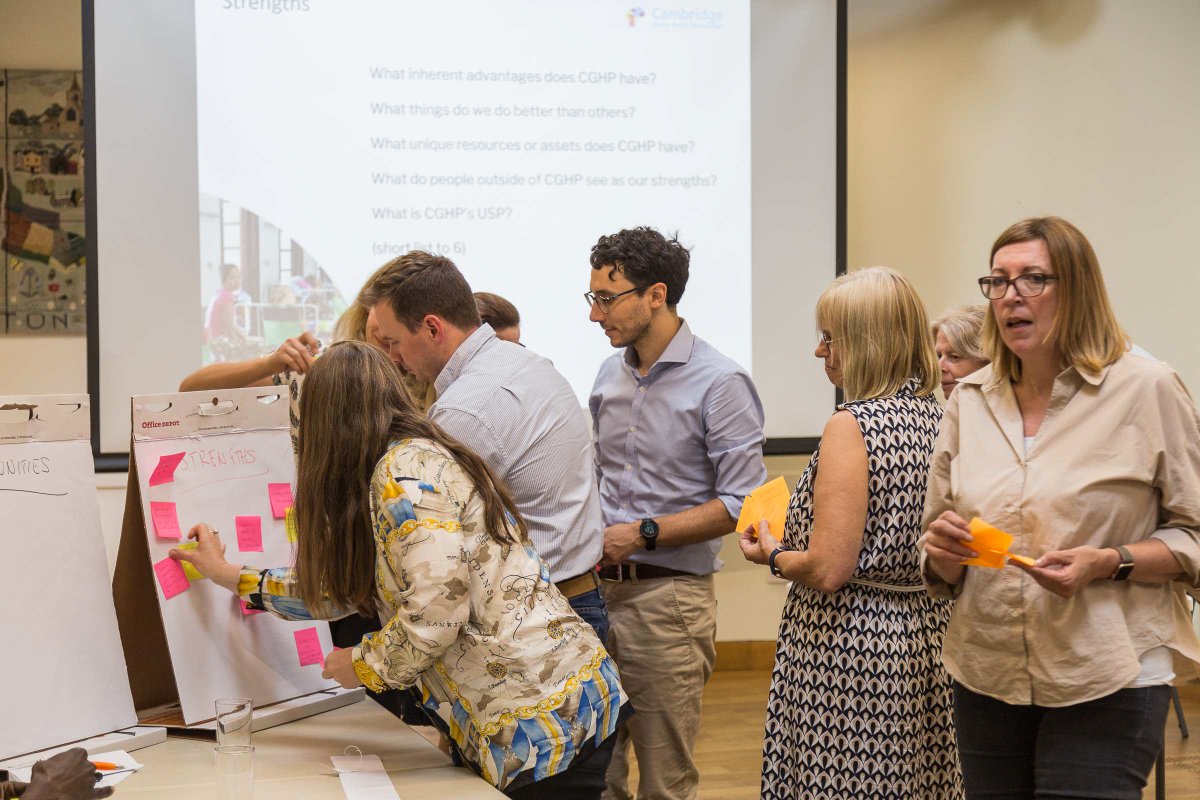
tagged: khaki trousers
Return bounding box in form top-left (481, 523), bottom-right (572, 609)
top-left (601, 573), bottom-right (718, 800)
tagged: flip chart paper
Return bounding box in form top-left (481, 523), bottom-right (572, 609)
top-left (235, 515), bottom-right (263, 552)
top-left (154, 556), bottom-right (191, 599)
top-left (294, 627), bottom-right (324, 666)
top-left (268, 483), bottom-right (294, 518)
top-left (148, 451), bottom-right (185, 486)
top-left (150, 501), bottom-right (182, 540)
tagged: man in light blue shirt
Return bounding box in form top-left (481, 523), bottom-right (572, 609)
top-left (587, 227), bottom-right (766, 800)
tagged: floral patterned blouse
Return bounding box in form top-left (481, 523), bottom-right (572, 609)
top-left (236, 438), bottom-right (626, 791)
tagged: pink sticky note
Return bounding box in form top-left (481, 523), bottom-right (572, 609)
top-left (148, 452), bottom-right (186, 487)
top-left (235, 515), bottom-right (263, 552)
top-left (153, 556), bottom-right (190, 600)
top-left (294, 627), bottom-right (324, 667)
top-left (238, 597), bottom-right (264, 617)
top-left (268, 483), bottom-right (294, 519)
top-left (150, 501), bottom-right (182, 540)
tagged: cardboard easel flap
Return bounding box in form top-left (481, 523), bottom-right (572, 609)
top-left (132, 386), bottom-right (288, 442)
top-left (0, 394), bottom-right (90, 444)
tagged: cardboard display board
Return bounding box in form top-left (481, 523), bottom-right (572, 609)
top-left (113, 386), bottom-right (339, 727)
top-left (0, 395), bottom-right (139, 759)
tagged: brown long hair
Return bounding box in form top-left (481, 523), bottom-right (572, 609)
top-left (294, 341), bottom-right (528, 616)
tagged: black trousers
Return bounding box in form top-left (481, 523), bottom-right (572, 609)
top-left (953, 681), bottom-right (1170, 800)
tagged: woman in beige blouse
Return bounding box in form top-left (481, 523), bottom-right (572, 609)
top-left (922, 216), bottom-right (1200, 799)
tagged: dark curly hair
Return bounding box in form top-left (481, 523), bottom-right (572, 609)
top-left (589, 227), bottom-right (690, 307)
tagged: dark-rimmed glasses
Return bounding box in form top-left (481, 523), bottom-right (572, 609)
top-left (584, 286), bottom-right (646, 313)
top-left (977, 274), bottom-right (1057, 300)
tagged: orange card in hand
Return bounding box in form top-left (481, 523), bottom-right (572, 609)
top-left (965, 518), bottom-right (1035, 569)
top-left (737, 477), bottom-right (790, 540)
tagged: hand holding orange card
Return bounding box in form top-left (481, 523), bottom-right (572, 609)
top-left (737, 477), bottom-right (791, 540)
top-left (965, 518), bottom-right (1036, 568)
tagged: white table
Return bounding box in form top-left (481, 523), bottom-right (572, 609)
top-left (114, 698), bottom-right (505, 798)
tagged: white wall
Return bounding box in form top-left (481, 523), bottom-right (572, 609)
top-left (848, 0), bottom-right (1200, 390)
top-left (0, 0), bottom-right (88, 393)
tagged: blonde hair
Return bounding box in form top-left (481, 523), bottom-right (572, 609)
top-left (982, 217), bottom-right (1128, 383)
top-left (816, 267), bottom-right (939, 402)
top-left (932, 304), bottom-right (988, 363)
top-left (332, 262), bottom-right (438, 412)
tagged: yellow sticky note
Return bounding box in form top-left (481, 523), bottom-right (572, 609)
top-left (285, 506), bottom-right (299, 543)
top-left (175, 541), bottom-right (206, 581)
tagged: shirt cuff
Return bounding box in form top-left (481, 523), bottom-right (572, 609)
top-left (351, 645), bottom-right (387, 693)
top-left (1151, 527), bottom-right (1200, 587)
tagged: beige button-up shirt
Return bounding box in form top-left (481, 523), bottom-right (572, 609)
top-left (922, 355), bottom-right (1200, 706)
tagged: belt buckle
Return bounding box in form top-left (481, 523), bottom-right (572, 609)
top-left (601, 564), bottom-right (623, 583)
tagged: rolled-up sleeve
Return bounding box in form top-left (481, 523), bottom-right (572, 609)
top-left (1148, 370), bottom-right (1200, 587)
top-left (703, 372), bottom-right (767, 522)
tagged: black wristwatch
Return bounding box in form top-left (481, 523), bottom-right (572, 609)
top-left (1109, 546), bottom-right (1135, 581)
top-left (769, 546), bottom-right (790, 579)
top-left (639, 518), bottom-right (659, 551)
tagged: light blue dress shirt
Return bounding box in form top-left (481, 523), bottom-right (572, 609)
top-left (589, 320), bottom-right (767, 575)
top-left (431, 324), bottom-right (604, 582)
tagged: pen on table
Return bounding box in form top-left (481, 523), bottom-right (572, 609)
top-left (90, 761), bottom-right (122, 771)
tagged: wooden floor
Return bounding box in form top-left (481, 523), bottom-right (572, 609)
top-left (625, 672), bottom-right (1200, 799)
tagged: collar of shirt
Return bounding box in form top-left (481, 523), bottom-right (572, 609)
top-left (435, 323), bottom-right (495, 396)
top-left (623, 318), bottom-right (695, 377)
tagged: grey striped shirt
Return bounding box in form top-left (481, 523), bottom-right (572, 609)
top-left (431, 324), bottom-right (603, 582)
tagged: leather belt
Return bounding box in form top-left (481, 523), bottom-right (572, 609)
top-left (555, 570), bottom-right (601, 599)
top-left (598, 563), bottom-right (694, 583)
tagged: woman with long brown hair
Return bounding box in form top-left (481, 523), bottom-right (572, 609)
top-left (173, 341), bottom-right (627, 797)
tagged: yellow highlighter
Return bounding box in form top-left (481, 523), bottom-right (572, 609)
top-left (175, 541), bottom-right (207, 581)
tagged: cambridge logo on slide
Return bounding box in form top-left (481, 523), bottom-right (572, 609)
top-left (625, 6), bottom-right (726, 29)
top-left (627, 7), bottom-right (646, 26)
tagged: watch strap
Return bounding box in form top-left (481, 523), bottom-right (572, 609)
top-left (1110, 545), bottom-right (1135, 581)
top-left (768, 546), bottom-right (789, 579)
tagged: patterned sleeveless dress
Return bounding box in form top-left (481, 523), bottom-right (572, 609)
top-left (761, 383), bottom-right (963, 799)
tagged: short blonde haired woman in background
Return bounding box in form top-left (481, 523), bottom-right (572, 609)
top-left (922, 217), bottom-right (1200, 799)
top-left (741, 267), bottom-right (963, 799)
top-left (931, 304), bottom-right (989, 400)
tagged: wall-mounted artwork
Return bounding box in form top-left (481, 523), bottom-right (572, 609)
top-left (1, 70), bottom-right (87, 336)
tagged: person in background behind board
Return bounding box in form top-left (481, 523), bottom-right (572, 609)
top-left (475, 291), bottom-right (522, 344)
top-left (931, 304), bottom-right (989, 400)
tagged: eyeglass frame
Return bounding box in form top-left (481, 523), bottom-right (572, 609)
top-left (817, 331), bottom-right (836, 347)
top-left (583, 285), bottom-right (649, 313)
top-left (977, 273), bottom-right (1058, 300)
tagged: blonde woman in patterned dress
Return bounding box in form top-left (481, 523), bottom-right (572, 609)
top-left (739, 268), bottom-right (963, 799)
top-left (174, 341), bottom-right (627, 797)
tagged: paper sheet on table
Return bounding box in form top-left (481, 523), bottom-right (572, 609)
top-left (8, 749), bottom-right (143, 790)
top-left (332, 753), bottom-right (401, 799)
top-left (736, 476), bottom-right (790, 539)
top-left (964, 518), bottom-right (1035, 568)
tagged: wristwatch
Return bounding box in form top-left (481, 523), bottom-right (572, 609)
top-left (639, 518), bottom-right (659, 551)
top-left (1109, 546), bottom-right (1135, 581)
top-left (769, 546), bottom-right (790, 579)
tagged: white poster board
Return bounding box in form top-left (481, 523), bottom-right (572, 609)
top-left (0, 395), bottom-right (138, 759)
top-left (125, 386), bottom-right (337, 725)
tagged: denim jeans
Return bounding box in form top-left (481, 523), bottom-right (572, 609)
top-left (953, 681), bottom-right (1170, 799)
top-left (569, 587), bottom-right (611, 647)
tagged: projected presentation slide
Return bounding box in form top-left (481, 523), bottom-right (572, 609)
top-left (194, 0), bottom-right (750, 399)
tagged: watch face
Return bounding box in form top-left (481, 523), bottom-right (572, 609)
top-left (639, 519), bottom-right (658, 537)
